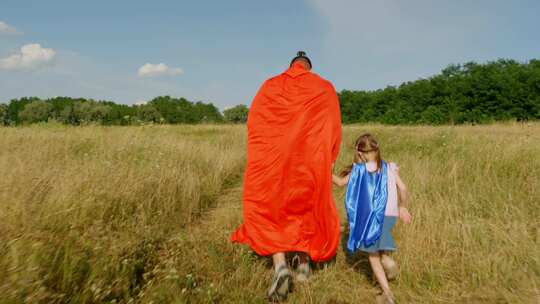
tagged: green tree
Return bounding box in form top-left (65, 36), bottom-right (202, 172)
top-left (382, 100), bottom-right (414, 124)
top-left (137, 104), bottom-right (162, 123)
top-left (0, 103), bottom-right (7, 125)
top-left (147, 96), bottom-right (222, 124)
top-left (71, 101), bottom-right (111, 124)
top-left (19, 100), bottom-right (53, 124)
top-left (7, 97), bottom-right (39, 125)
top-left (193, 101), bottom-right (223, 123)
top-left (104, 102), bottom-right (137, 125)
top-left (338, 58), bottom-right (540, 124)
top-left (420, 105), bottom-right (448, 125)
top-left (47, 97), bottom-right (78, 121)
top-left (149, 96), bottom-right (186, 123)
top-left (223, 105), bottom-right (249, 123)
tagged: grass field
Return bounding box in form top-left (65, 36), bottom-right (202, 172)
top-left (0, 123), bottom-right (539, 303)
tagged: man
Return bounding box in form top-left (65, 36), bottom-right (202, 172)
top-left (231, 51), bottom-right (342, 301)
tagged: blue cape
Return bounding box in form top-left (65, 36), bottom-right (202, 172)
top-left (345, 161), bottom-right (388, 252)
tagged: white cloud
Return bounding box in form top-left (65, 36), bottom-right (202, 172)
top-left (134, 100), bottom-right (147, 105)
top-left (0, 21), bottom-right (21, 35)
top-left (0, 44), bottom-right (56, 71)
top-left (137, 63), bottom-right (184, 77)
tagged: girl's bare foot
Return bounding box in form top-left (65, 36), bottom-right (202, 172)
top-left (376, 291), bottom-right (396, 304)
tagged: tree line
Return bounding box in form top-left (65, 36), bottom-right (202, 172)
top-left (339, 58), bottom-right (540, 124)
top-left (0, 96), bottom-right (249, 126)
top-left (0, 59), bottom-right (539, 126)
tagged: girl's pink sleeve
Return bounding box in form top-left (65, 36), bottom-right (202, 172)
top-left (389, 162), bottom-right (399, 173)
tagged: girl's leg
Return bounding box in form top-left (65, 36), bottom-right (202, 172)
top-left (381, 252), bottom-right (399, 280)
top-left (368, 252), bottom-right (393, 297)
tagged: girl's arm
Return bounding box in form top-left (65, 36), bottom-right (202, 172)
top-left (332, 173), bottom-right (350, 187)
top-left (395, 169), bottom-right (412, 224)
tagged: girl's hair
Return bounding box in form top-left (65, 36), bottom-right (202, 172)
top-left (340, 133), bottom-right (382, 177)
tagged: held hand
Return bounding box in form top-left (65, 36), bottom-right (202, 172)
top-left (399, 207), bottom-right (412, 224)
top-left (331, 174), bottom-right (340, 186)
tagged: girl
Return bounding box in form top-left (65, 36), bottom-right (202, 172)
top-left (332, 133), bottom-right (412, 304)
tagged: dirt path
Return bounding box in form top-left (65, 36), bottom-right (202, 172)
top-left (137, 181), bottom-right (388, 303)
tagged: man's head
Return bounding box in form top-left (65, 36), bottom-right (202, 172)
top-left (290, 51), bottom-right (312, 70)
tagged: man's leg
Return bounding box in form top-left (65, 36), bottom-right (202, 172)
top-left (272, 252), bottom-right (287, 271)
top-left (267, 252), bottom-right (293, 301)
top-left (296, 252), bottom-right (311, 283)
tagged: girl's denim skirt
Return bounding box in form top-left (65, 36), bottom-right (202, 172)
top-left (358, 216), bottom-right (397, 253)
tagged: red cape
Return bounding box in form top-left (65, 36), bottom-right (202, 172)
top-left (231, 63), bottom-right (342, 262)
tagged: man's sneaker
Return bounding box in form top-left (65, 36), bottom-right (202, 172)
top-left (381, 255), bottom-right (399, 280)
top-left (295, 262), bottom-right (311, 283)
top-left (267, 265), bottom-right (293, 302)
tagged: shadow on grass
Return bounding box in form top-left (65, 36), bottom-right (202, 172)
top-left (341, 228), bottom-right (373, 280)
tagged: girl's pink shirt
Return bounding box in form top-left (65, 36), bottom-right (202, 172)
top-left (365, 161), bottom-right (399, 217)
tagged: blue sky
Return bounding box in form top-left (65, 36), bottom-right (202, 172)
top-left (1, 0), bottom-right (539, 109)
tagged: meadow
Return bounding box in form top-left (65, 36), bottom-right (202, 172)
top-left (0, 123), bottom-right (539, 303)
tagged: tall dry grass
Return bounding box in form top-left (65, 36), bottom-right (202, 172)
top-left (336, 124), bottom-right (540, 302)
top-left (0, 124), bottom-right (246, 303)
top-left (137, 123), bottom-right (540, 303)
top-left (1, 123), bottom-right (539, 303)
